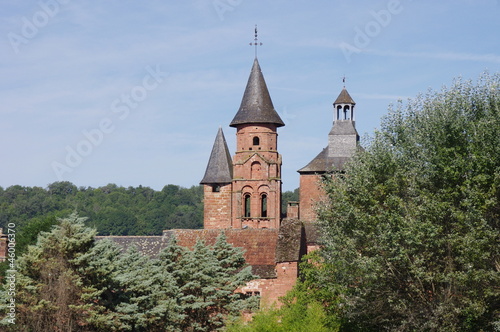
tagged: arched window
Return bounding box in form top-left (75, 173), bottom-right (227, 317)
top-left (337, 105), bottom-right (342, 120)
top-left (343, 105), bottom-right (350, 120)
top-left (253, 136), bottom-right (260, 146)
top-left (261, 194), bottom-right (267, 218)
top-left (244, 194), bottom-right (251, 218)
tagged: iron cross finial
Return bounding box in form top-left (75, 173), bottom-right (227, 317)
top-left (249, 25), bottom-right (262, 58)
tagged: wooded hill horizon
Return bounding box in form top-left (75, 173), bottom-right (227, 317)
top-left (0, 181), bottom-right (299, 236)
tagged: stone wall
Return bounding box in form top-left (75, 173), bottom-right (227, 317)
top-left (299, 173), bottom-right (325, 222)
top-left (202, 183), bottom-right (232, 229)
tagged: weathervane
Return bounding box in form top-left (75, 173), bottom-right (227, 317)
top-left (342, 75), bottom-right (347, 88)
top-left (249, 25), bottom-right (262, 58)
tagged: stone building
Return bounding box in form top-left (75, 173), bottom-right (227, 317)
top-left (99, 55), bottom-right (361, 306)
top-left (298, 87), bottom-right (359, 222)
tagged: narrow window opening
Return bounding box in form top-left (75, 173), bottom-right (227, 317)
top-left (343, 105), bottom-right (350, 120)
top-left (253, 136), bottom-right (260, 145)
top-left (261, 194), bottom-right (268, 218)
top-left (244, 194), bottom-right (251, 218)
top-left (212, 185), bottom-right (221, 192)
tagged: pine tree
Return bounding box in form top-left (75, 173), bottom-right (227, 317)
top-left (164, 232), bottom-right (256, 331)
top-left (111, 247), bottom-right (181, 331)
top-left (0, 212), bottom-right (101, 331)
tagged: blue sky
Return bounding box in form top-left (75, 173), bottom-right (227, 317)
top-left (1, 0), bottom-right (499, 192)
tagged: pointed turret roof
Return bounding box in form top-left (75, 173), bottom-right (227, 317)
top-left (334, 87), bottom-right (356, 105)
top-left (200, 127), bottom-right (233, 184)
top-left (230, 58), bottom-right (284, 127)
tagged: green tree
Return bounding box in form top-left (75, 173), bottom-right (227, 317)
top-left (0, 213), bottom-right (101, 331)
top-left (318, 73), bottom-right (500, 331)
top-left (281, 188), bottom-right (299, 217)
top-left (173, 232), bottom-right (256, 331)
top-left (227, 301), bottom-right (331, 332)
top-left (228, 252), bottom-right (340, 332)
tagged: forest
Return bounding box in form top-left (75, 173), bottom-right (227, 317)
top-left (0, 181), bottom-right (299, 237)
top-left (0, 182), bottom-right (204, 236)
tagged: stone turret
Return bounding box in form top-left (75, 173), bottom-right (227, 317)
top-left (200, 127), bottom-right (233, 229)
top-left (297, 87), bottom-right (360, 222)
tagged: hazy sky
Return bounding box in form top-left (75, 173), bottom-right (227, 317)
top-left (2, 0), bottom-right (499, 191)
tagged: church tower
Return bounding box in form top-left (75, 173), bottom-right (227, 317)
top-left (298, 86), bottom-right (359, 222)
top-left (229, 58), bottom-right (285, 229)
top-left (201, 57), bottom-right (284, 230)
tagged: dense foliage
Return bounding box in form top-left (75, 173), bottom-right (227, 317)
top-left (0, 182), bottom-right (299, 238)
top-left (228, 251), bottom-right (341, 332)
top-left (0, 213), bottom-right (257, 331)
top-left (0, 182), bottom-right (204, 236)
top-left (318, 73), bottom-right (500, 331)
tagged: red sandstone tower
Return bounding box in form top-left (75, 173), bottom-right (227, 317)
top-left (200, 127), bottom-right (233, 229)
top-left (298, 87), bottom-right (359, 222)
top-left (201, 58), bottom-right (284, 229)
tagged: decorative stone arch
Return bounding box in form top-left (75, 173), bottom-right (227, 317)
top-left (251, 161), bottom-right (262, 179)
top-left (242, 185), bottom-right (254, 218)
top-left (258, 185), bottom-right (270, 218)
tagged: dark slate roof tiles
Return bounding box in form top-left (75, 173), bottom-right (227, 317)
top-left (230, 58), bottom-right (284, 127)
top-left (275, 219), bottom-right (304, 263)
top-left (200, 127), bottom-right (233, 184)
top-left (96, 236), bottom-right (167, 257)
top-left (297, 148), bottom-right (351, 173)
top-left (334, 87), bottom-right (356, 105)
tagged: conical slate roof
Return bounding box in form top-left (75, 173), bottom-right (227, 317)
top-left (230, 58), bottom-right (285, 127)
top-left (334, 87), bottom-right (356, 105)
top-left (200, 127), bottom-right (233, 184)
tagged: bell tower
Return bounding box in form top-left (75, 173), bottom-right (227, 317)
top-left (229, 58), bottom-right (285, 229)
top-left (298, 85), bottom-right (359, 222)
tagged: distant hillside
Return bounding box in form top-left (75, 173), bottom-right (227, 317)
top-left (0, 182), bottom-right (299, 236)
top-left (0, 182), bottom-right (203, 236)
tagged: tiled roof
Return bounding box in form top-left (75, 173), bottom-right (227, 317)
top-left (230, 58), bottom-right (284, 128)
top-left (303, 222), bottom-right (321, 245)
top-left (334, 87), bottom-right (356, 105)
top-left (275, 219), bottom-right (304, 263)
top-left (297, 148), bottom-right (351, 173)
top-left (200, 127), bottom-right (233, 184)
top-left (328, 120), bottom-right (358, 136)
top-left (96, 236), bottom-right (167, 257)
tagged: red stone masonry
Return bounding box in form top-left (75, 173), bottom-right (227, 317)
top-left (231, 124), bottom-right (282, 229)
top-left (203, 183), bottom-right (232, 229)
top-left (169, 228), bottom-right (279, 270)
top-left (299, 174), bottom-right (325, 222)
